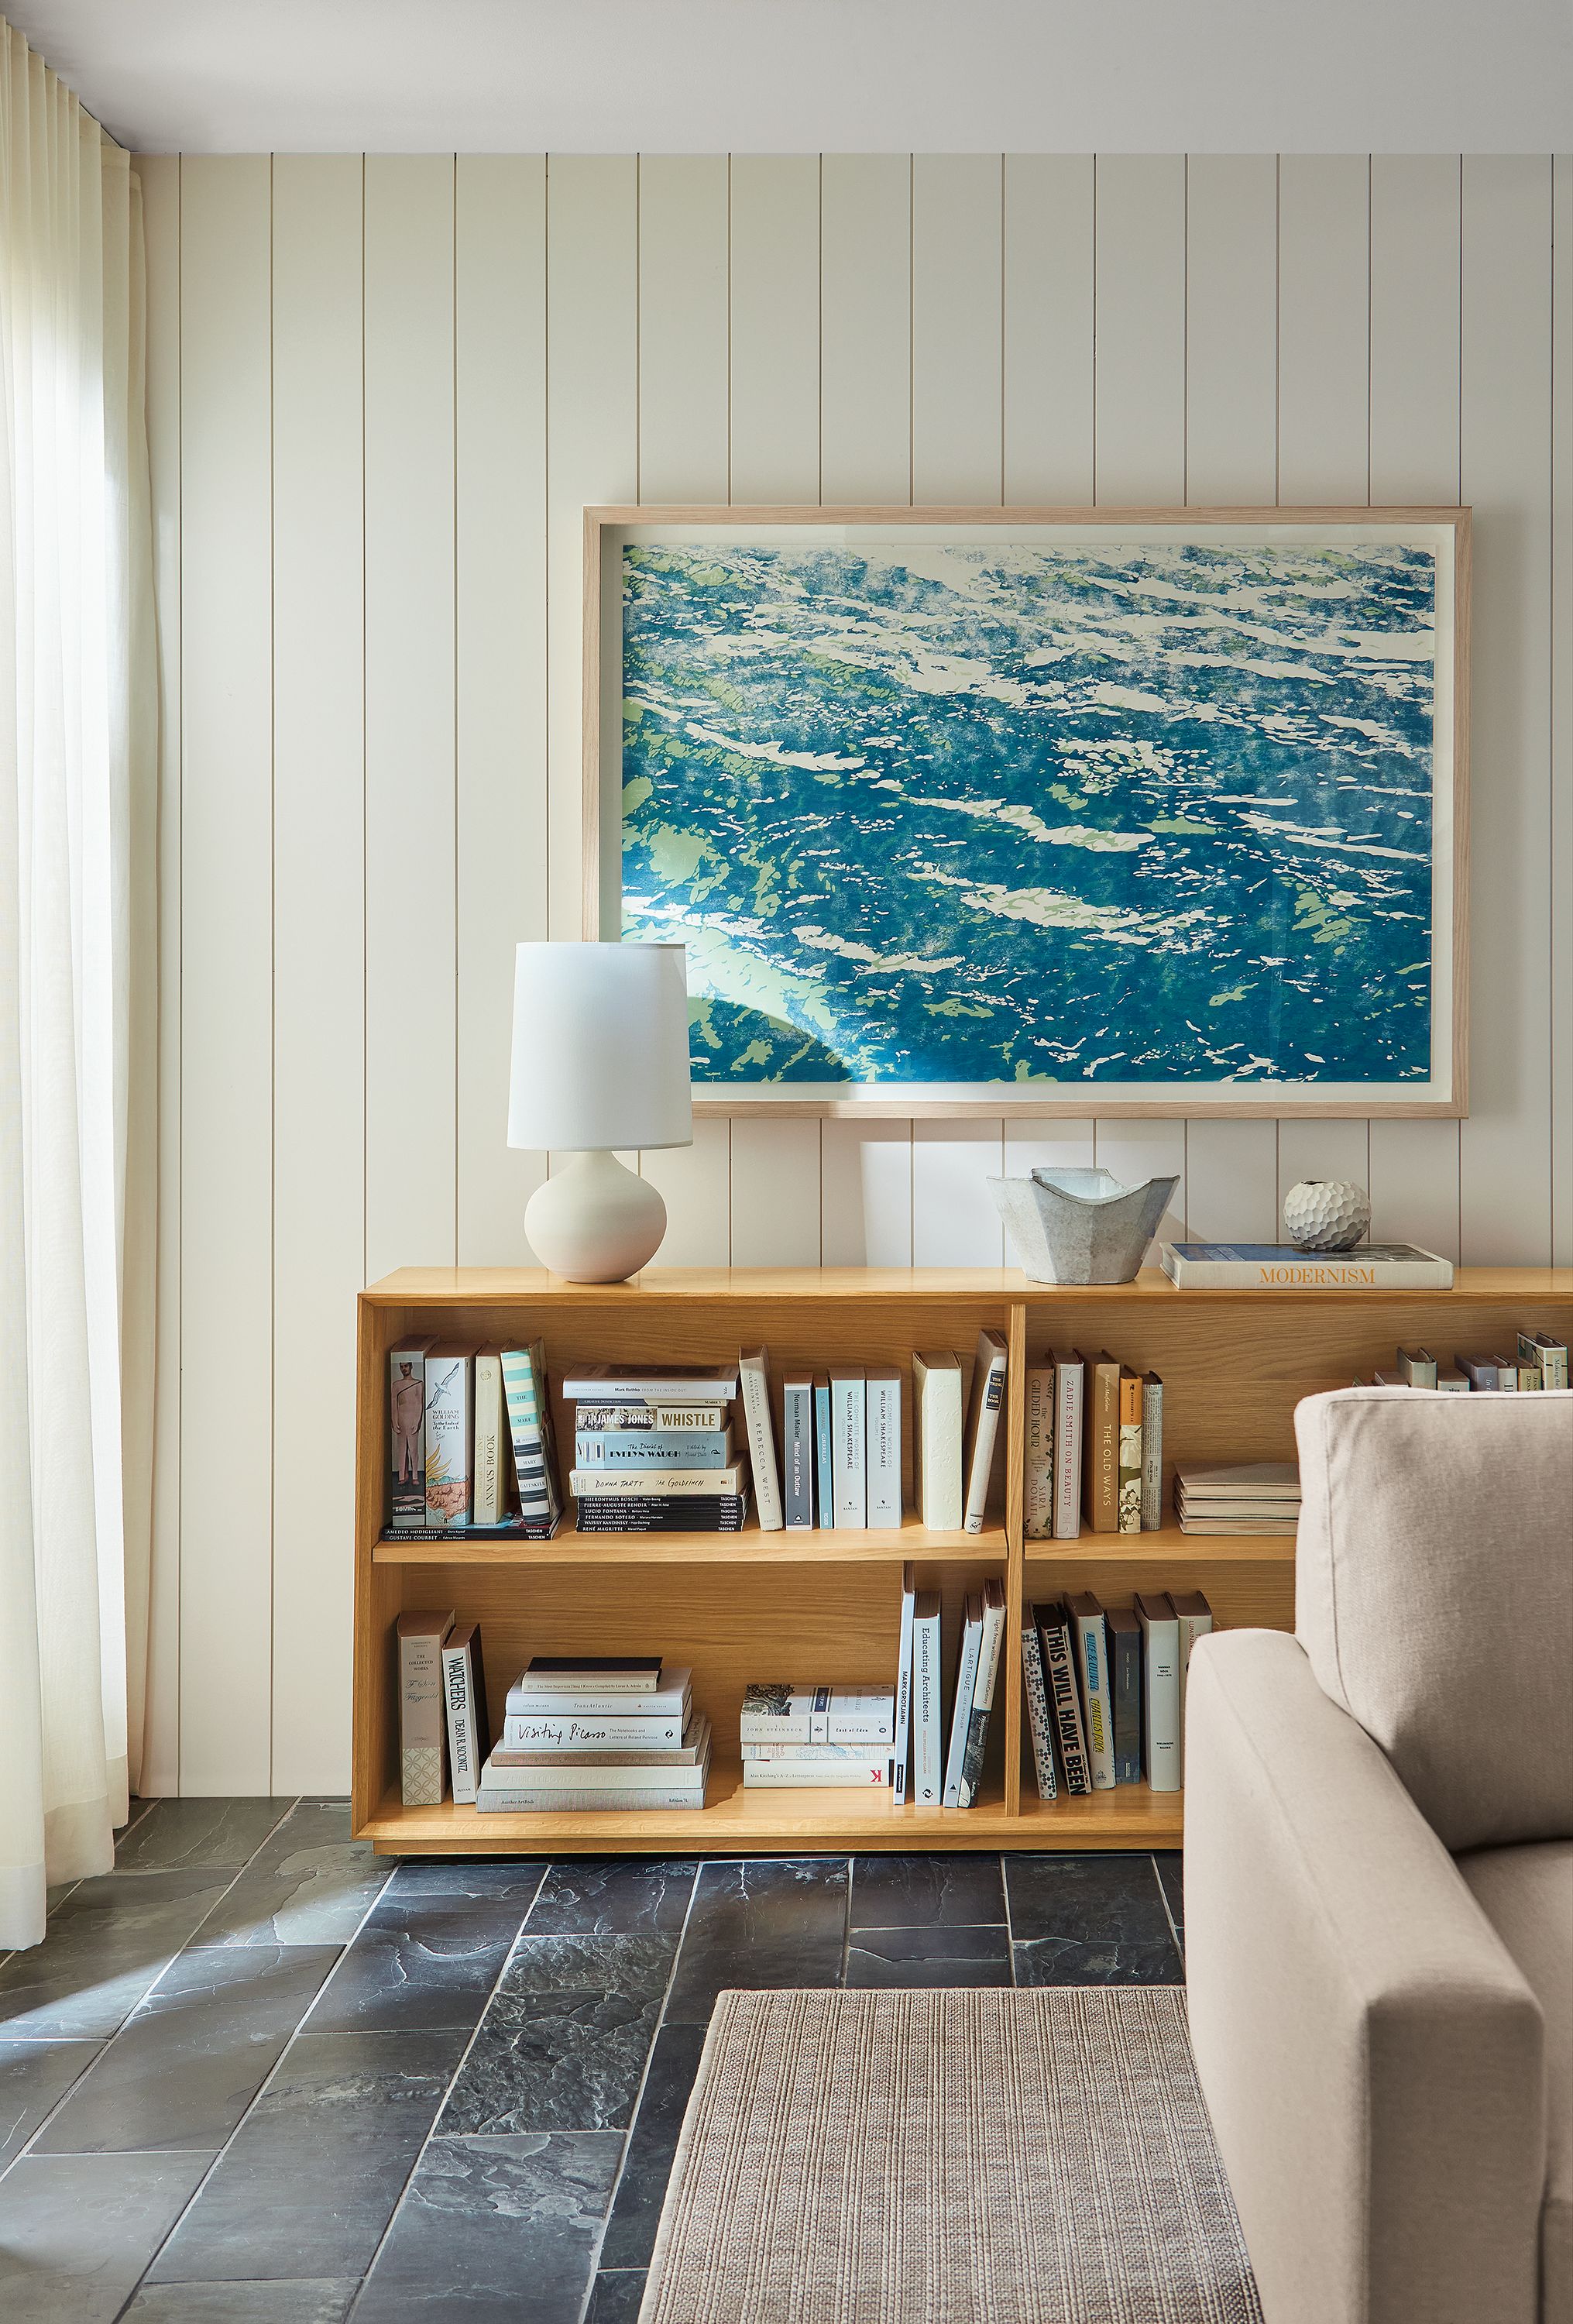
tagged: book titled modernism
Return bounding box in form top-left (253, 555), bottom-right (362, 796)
top-left (1161, 1241), bottom-right (1455, 1290)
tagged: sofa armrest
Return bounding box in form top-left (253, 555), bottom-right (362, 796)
top-left (1184, 1631), bottom-right (1546, 2324)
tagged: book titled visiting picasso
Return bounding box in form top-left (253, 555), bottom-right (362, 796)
top-left (1161, 1242), bottom-right (1454, 1291)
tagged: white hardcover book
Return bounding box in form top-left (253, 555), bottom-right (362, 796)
top-left (1020, 1622), bottom-right (1058, 1800)
top-left (912, 1592), bottom-right (944, 1806)
top-left (741, 1736), bottom-right (891, 1762)
top-left (961, 1332), bottom-right (1008, 1534)
top-left (942, 1594), bottom-right (985, 1807)
top-left (440, 1622), bottom-right (487, 1806)
top-left (741, 1758), bottom-right (896, 1789)
top-left (957, 1578), bottom-right (1006, 1810)
top-left (479, 1753), bottom-right (710, 1793)
top-left (471, 1347), bottom-right (510, 1526)
top-left (575, 1403), bottom-right (729, 1432)
top-left (504, 1665), bottom-right (692, 1721)
top-left (558, 1365), bottom-right (738, 1402)
top-left (738, 1683), bottom-right (895, 1747)
top-left (1139, 1371), bottom-right (1163, 1532)
top-left (866, 1370), bottom-right (902, 1528)
top-left (1069, 1592), bottom-right (1116, 1791)
top-left (739, 1348), bottom-right (784, 1531)
top-left (1023, 1366), bottom-right (1055, 1538)
top-left (570, 1463), bottom-right (747, 1497)
top-left (497, 1708), bottom-right (690, 1752)
top-left (397, 1608), bottom-right (454, 1807)
top-left (1051, 1351), bottom-right (1084, 1538)
top-left (782, 1373), bottom-right (815, 1528)
top-left (1161, 1241), bottom-right (1454, 1290)
top-left (1170, 1589), bottom-right (1214, 1780)
top-left (892, 1561), bottom-right (915, 1803)
top-left (829, 1366), bottom-right (867, 1528)
top-left (476, 1774), bottom-right (709, 1813)
top-left (422, 1344), bottom-right (475, 1528)
top-left (912, 1350), bottom-right (963, 1531)
top-left (1136, 1593), bottom-right (1182, 1793)
top-left (493, 1716), bottom-right (710, 1769)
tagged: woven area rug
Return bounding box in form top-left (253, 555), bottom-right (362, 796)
top-left (639, 1986), bottom-right (1262, 2324)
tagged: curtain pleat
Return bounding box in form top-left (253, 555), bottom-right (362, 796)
top-left (0, 17), bottom-right (157, 1948)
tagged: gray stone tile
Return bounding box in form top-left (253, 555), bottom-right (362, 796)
top-left (114, 1799), bottom-right (294, 1873)
top-left (352, 2132), bottom-right (621, 2324)
top-left (0, 2038), bottom-right (102, 2170)
top-left (35, 1944), bottom-right (341, 2154)
top-left (847, 1923), bottom-right (1014, 1988)
top-left (0, 1871), bottom-right (234, 2038)
top-left (1156, 1850), bottom-right (1184, 1937)
top-left (663, 1858), bottom-right (847, 2024)
top-left (146, 2028), bottom-right (465, 2284)
top-left (0, 2150), bottom-right (211, 2323)
top-left (524, 1858), bottom-right (697, 1936)
top-left (597, 2023), bottom-right (705, 2270)
top-left (190, 1804), bottom-right (391, 1948)
top-left (850, 1851), bottom-right (1005, 1929)
top-left (383, 1861), bottom-right (547, 1905)
top-left (439, 1933), bottom-right (675, 2135)
top-left (1004, 1851), bottom-right (1174, 1945)
top-left (122, 2284), bottom-right (359, 2323)
top-left (309, 1893), bottom-right (523, 2034)
top-left (586, 2271), bottom-right (647, 2323)
top-left (1012, 1935), bottom-right (1183, 1986)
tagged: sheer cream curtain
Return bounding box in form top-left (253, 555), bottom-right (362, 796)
top-left (0, 22), bottom-right (158, 1948)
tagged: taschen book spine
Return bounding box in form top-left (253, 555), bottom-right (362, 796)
top-left (866, 1370), bottom-right (902, 1528)
top-left (1020, 1621), bottom-right (1059, 1800)
top-left (1070, 1594), bottom-right (1117, 1791)
top-left (739, 1348), bottom-right (785, 1531)
top-left (398, 1610), bottom-right (453, 1806)
top-left (912, 1591), bottom-right (944, 1806)
top-left (962, 1331), bottom-right (1008, 1534)
top-left (782, 1376), bottom-right (814, 1529)
top-left (1024, 1366), bottom-right (1055, 1539)
top-left (441, 1624), bottom-right (488, 1806)
top-left (957, 1580), bottom-right (1006, 1809)
top-left (1051, 1353), bottom-right (1084, 1539)
top-left (472, 1349), bottom-right (509, 1527)
top-left (912, 1351), bottom-right (963, 1532)
top-left (892, 1561), bottom-right (915, 1803)
top-left (830, 1367), bottom-right (867, 1528)
top-left (1038, 1602), bottom-right (1090, 1795)
top-left (941, 1594), bottom-right (984, 1808)
top-left (1139, 1372), bottom-right (1163, 1532)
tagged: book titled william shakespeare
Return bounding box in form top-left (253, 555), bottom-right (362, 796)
top-left (1161, 1241), bottom-right (1454, 1291)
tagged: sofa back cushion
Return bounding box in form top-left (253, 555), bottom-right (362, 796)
top-left (1295, 1386), bottom-right (1573, 1851)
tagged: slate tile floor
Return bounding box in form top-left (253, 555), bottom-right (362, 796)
top-left (0, 1800), bottom-right (1184, 2322)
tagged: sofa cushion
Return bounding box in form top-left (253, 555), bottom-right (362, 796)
top-left (1294, 1387), bottom-right (1573, 1851)
top-left (1459, 1843), bottom-right (1572, 2324)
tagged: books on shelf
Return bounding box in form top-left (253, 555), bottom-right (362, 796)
top-left (441, 1621), bottom-right (488, 1806)
top-left (1136, 1593), bottom-right (1182, 1793)
top-left (388, 1335), bottom-right (436, 1529)
top-left (867, 1370), bottom-right (902, 1528)
top-left (561, 1364), bottom-right (739, 1404)
top-left (1118, 1369), bottom-right (1143, 1534)
top-left (397, 1608), bottom-right (453, 1805)
top-left (782, 1373), bottom-right (814, 1529)
top-left (1051, 1351), bottom-right (1084, 1538)
top-left (1161, 1241), bottom-right (1455, 1290)
top-left (503, 1664), bottom-right (692, 1723)
top-left (962, 1331), bottom-right (1008, 1532)
top-left (829, 1366), bottom-right (867, 1528)
top-left (1172, 1589), bottom-right (1214, 1780)
top-left (1175, 1460), bottom-right (1300, 1536)
top-left (893, 1562), bottom-right (915, 1803)
top-left (480, 1655), bottom-right (709, 1811)
top-left (572, 1428), bottom-right (735, 1468)
top-left (1139, 1372), bottom-right (1164, 1532)
top-left (1023, 1365), bottom-right (1054, 1540)
top-left (476, 1758), bottom-right (710, 1812)
top-left (1070, 1590), bottom-right (1117, 1791)
top-left (501, 1342), bottom-right (564, 1536)
top-left (575, 1497), bottom-right (749, 1532)
top-left (472, 1347), bottom-right (510, 1527)
top-left (813, 1374), bottom-right (835, 1527)
top-left (912, 1350), bottom-right (963, 1531)
top-left (1105, 1604), bottom-right (1144, 1785)
top-left (517, 1655), bottom-right (664, 1691)
top-left (1021, 1614), bottom-right (1058, 1800)
top-left (1080, 1350), bottom-right (1121, 1535)
top-left (1518, 1331), bottom-right (1569, 1389)
top-left (912, 1590), bottom-right (944, 1804)
top-left (575, 1401), bottom-right (730, 1431)
top-left (490, 1713), bottom-right (710, 1767)
top-left (569, 1463), bottom-right (749, 1497)
top-left (741, 1752), bottom-right (896, 1789)
top-left (738, 1349), bottom-right (783, 1531)
top-left (941, 1594), bottom-right (985, 1808)
top-left (423, 1344), bottom-right (475, 1528)
top-left (740, 1683), bottom-right (895, 1747)
top-left (957, 1577), bottom-right (1007, 1810)
top-left (1036, 1600), bottom-right (1090, 1796)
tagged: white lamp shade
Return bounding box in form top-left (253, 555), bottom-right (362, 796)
top-left (509, 941), bottom-right (693, 1152)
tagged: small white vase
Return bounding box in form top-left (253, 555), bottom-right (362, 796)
top-left (524, 1150), bottom-right (668, 1282)
top-left (1283, 1178), bottom-right (1370, 1253)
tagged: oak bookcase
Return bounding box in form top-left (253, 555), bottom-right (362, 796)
top-left (352, 1264), bottom-right (1571, 1857)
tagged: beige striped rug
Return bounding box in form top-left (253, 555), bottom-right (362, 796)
top-left (639, 1986), bottom-right (1262, 2324)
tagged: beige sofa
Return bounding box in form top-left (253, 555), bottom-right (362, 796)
top-left (1185, 1386), bottom-right (1572, 2324)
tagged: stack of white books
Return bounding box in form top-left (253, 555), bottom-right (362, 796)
top-left (738, 1683), bottom-right (897, 1789)
top-left (1174, 1461), bottom-right (1301, 1537)
top-left (476, 1659), bottom-right (709, 1811)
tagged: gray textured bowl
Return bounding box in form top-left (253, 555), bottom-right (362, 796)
top-left (987, 1167), bottom-right (1180, 1284)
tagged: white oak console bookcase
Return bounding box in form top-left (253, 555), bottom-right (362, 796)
top-left (353, 1265), bottom-right (1571, 1856)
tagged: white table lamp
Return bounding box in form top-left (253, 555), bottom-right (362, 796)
top-left (509, 941), bottom-right (693, 1281)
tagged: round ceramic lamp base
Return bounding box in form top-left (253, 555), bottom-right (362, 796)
top-left (525, 1149), bottom-right (668, 1283)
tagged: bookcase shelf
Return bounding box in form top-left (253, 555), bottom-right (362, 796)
top-left (353, 1263), bottom-right (1572, 1857)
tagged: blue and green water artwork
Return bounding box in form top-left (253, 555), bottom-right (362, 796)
top-left (618, 537), bottom-right (1437, 1088)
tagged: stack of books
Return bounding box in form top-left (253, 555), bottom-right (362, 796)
top-left (562, 1365), bottom-right (749, 1532)
top-left (477, 1658), bottom-right (709, 1812)
top-left (739, 1683), bottom-right (898, 1790)
top-left (1379, 1332), bottom-right (1567, 1391)
top-left (384, 1336), bottom-right (562, 1539)
top-left (1021, 1588), bottom-right (1214, 1799)
top-left (1174, 1462), bottom-right (1300, 1536)
top-left (1022, 1352), bottom-right (1163, 1540)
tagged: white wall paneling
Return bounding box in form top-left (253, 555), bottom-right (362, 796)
top-left (177, 158), bottom-right (273, 1792)
top-left (270, 156), bottom-right (365, 1790)
top-left (456, 157), bottom-right (548, 1265)
top-left (141, 150), bottom-right (1568, 1790)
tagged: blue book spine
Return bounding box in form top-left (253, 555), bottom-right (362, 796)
top-left (813, 1377), bottom-right (834, 1529)
top-left (575, 1430), bottom-right (731, 1468)
top-left (1111, 1618), bottom-right (1142, 1784)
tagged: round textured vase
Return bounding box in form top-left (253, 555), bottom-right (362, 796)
top-left (1283, 1177), bottom-right (1371, 1253)
top-left (524, 1150), bottom-right (668, 1282)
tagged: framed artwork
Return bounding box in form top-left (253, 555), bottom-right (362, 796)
top-left (583, 506), bottom-right (1469, 1119)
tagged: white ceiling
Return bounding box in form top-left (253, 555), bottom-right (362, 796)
top-left (11, 0), bottom-right (1571, 156)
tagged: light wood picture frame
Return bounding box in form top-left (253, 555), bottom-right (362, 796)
top-left (584, 505), bottom-right (1469, 1120)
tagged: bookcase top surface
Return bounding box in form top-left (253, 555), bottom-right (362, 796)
top-left (362, 1264), bottom-right (1573, 1306)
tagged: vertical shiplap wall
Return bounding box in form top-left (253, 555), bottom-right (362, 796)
top-left (139, 153), bottom-right (1571, 1793)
